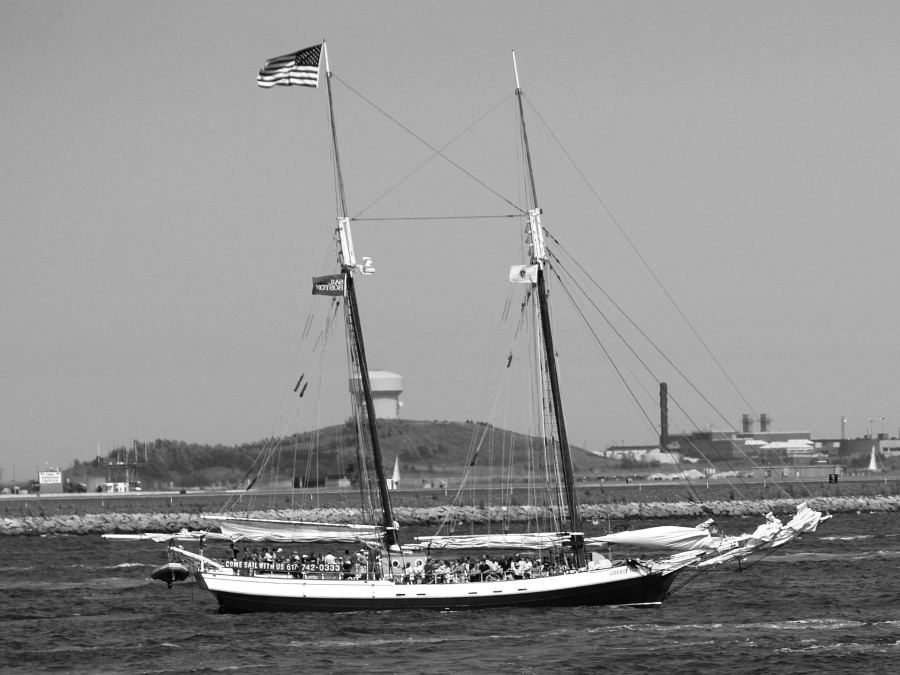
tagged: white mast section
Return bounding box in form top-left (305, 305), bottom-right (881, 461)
top-left (338, 217), bottom-right (356, 270)
top-left (512, 54), bottom-right (546, 266)
top-left (512, 50), bottom-right (521, 91)
top-left (323, 41), bottom-right (357, 273)
top-left (528, 208), bottom-right (546, 265)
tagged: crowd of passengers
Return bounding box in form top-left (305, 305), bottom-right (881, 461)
top-left (396, 553), bottom-right (570, 583)
top-left (222, 545), bottom-right (580, 582)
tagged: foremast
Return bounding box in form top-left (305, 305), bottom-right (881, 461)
top-left (512, 53), bottom-right (585, 567)
top-left (323, 44), bottom-right (398, 550)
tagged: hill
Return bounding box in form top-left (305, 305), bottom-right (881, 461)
top-left (64, 419), bottom-right (619, 491)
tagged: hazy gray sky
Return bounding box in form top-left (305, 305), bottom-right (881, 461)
top-left (3, 1), bottom-right (899, 480)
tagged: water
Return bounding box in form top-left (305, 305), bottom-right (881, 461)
top-left (1, 513), bottom-right (898, 674)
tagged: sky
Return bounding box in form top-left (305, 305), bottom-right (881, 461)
top-left (3, 1), bottom-right (899, 480)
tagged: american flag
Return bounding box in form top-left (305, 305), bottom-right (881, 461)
top-left (257, 44), bottom-right (322, 88)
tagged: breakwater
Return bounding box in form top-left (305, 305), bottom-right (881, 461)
top-left (3, 495), bottom-right (899, 536)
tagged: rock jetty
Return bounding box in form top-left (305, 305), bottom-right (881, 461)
top-left (2, 495), bottom-right (899, 536)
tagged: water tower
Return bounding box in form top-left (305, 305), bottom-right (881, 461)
top-left (367, 370), bottom-right (403, 419)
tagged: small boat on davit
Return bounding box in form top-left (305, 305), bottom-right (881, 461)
top-left (150, 562), bottom-right (190, 589)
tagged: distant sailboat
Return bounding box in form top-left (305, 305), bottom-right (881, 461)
top-left (869, 445), bottom-right (880, 472)
top-left (388, 456), bottom-right (400, 490)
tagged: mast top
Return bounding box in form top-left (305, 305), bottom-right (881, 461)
top-left (512, 50), bottom-right (521, 90)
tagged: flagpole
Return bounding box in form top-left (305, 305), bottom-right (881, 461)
top-left (323, 43), bottom-right (347, 219)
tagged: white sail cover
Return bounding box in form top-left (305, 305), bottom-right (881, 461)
top-left (589, 502), bottom-right (828, 559)
top-left (588, 526), bottom-right (716, 551)
top-left (698, 502), bottom-right (829, 568)
top-left (415, 532), bottom-right (569, 550)
top-left (103, 531), bottom-right (232, 542)
top-left (768, 502), bottom-right (828, 548)
top-left (104, 532), bottom-right (203, 542)
top-left (210, 516), bottom-right (382, 544)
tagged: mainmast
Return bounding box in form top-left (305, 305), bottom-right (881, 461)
top-left (512, 52), bottom-right (585, 567)
top-left (323, 43), bottom-right (398, 550)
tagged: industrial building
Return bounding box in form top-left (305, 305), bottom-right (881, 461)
top-left (602, 408), bottom-right (899, 469)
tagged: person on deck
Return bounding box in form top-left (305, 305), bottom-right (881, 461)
top-left (342, 550), bottom-right (353, 579)
top-left (467, 558), bottom-right (479, 582)
top-left (502, 557), bottom-right (515, 580)
top-left (402, 562), bottom-right (412, 584)
top-left (522, 557), bottom-right (534, 578)
top-left (478, 556), bottom-right (491, 582)
top-left (452, 558), bottom-right (467, 583)
top-left (355, 549), bottom-right (367, 578)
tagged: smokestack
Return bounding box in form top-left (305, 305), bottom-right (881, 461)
top-left (742, 414), bottom-right (752, 434)
top-left (659, 382), bottom-right (669, 451)
top-left (760, 414), bottom-right (770, 433)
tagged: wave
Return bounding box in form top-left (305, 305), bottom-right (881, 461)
top-left (585, 618), bottom-right (865, 634)
top-left (287, 632), bottom-right (529, 650)
top-left (0, 577), bottom-right (152, 593)
top-left (753, 549), bottom-right (900, 563)
top-left (774, 639), bottom-right (900, 655)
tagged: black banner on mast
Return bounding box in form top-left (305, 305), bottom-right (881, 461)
top-left (312, 274), bottom-right (345, 296)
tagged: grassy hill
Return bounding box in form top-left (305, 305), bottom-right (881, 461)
top-left (65, 419), bottom-right (622, 491)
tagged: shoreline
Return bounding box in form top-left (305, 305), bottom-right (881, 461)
top-left (2, 493), bottom-right (898, 536)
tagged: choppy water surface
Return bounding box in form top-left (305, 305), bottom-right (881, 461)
top-left (1, 513), bottom-right (899, 674)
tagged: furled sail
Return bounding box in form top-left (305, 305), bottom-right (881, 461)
top-left (764, 502), bottom-right (829, 548)
top-left (103, 532), bottom-right (220, 543)
top-left (697, 502), bottom-right (829, 568)
top-left (588, 526), bottom-right (717, 552)
top-left (414, 532), bottom-right (570, 550)
top-left (210, 516), bottom-right (382, 544)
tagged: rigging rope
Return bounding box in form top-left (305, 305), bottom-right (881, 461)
top-left (522, 94), bottom-right (759, 419)
top-left (330, 75), bottom-right (525, 219)
top-left (546, 248), bottom-right (809, 502)
top-left (518, 93), bottom-right (812, 502)
top-left (352, 214), bottom-right (519, 221)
